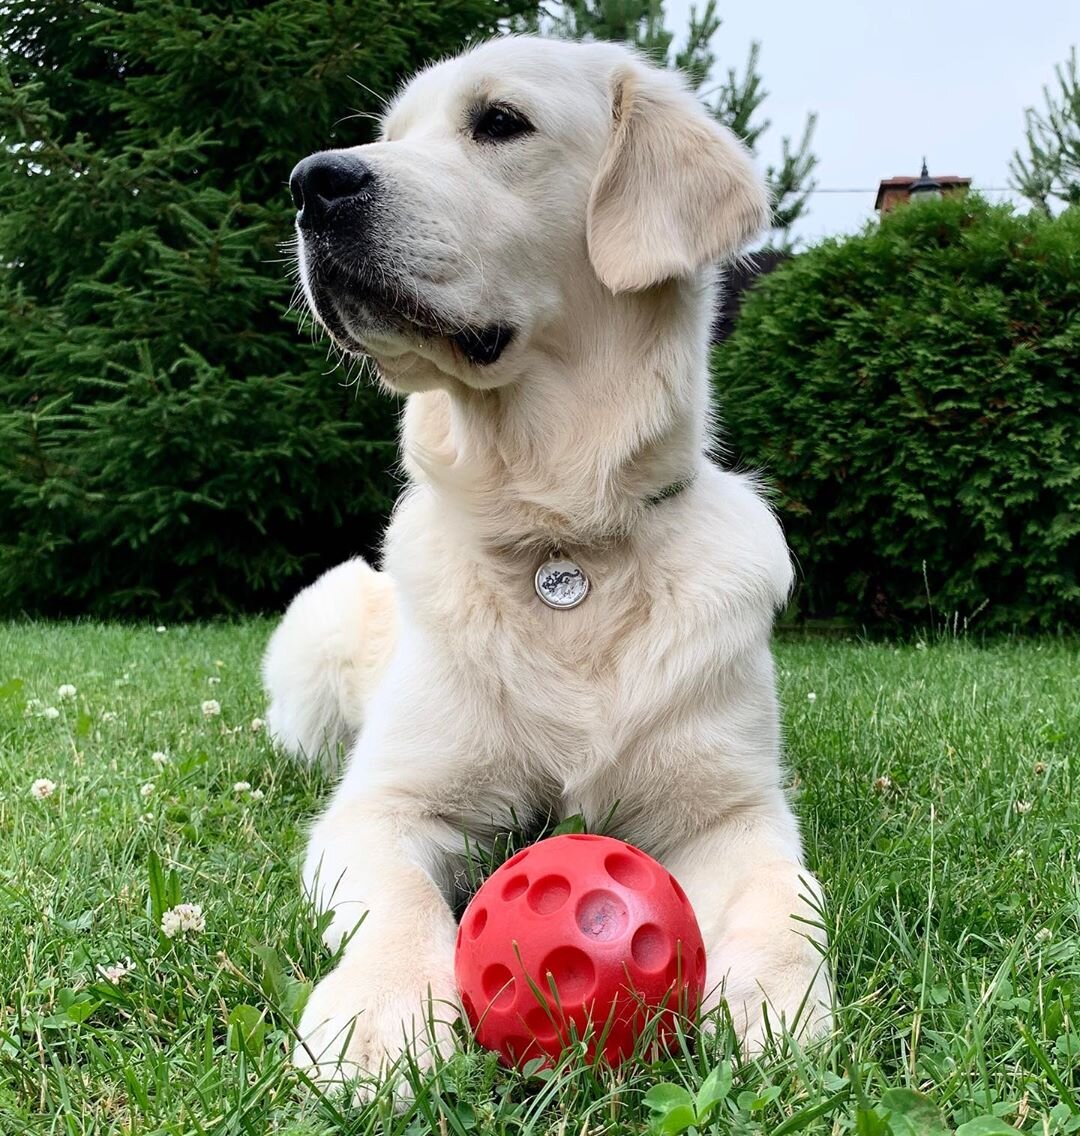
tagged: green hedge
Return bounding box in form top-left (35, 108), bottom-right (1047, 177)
top-left (0, 0), bottom-right (533, 619)
top-left (712, 196), bottom-right (1080, 631)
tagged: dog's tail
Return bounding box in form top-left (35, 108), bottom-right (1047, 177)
top-left (261, 557), bottom-right (398, 769)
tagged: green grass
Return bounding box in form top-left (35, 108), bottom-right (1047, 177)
top-left (0, 623), bottom-right (1077, 1134)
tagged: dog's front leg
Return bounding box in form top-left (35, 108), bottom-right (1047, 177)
top-left (664, 810), bottom-right (833, 1054)
top-left (293, 791), bottom-right (460, 1092)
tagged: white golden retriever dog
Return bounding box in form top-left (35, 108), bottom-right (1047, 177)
top-left (263, 34), bottom-right (831, 1085)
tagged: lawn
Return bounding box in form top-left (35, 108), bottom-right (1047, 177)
top-left (0, 623), bottom-right (1077, 1135)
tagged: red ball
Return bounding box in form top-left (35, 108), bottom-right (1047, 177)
top-left (454, 833), bottom-right (706, 1068)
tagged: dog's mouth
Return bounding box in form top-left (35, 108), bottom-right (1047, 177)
top-left (304, 258), bottom-right (515, 367)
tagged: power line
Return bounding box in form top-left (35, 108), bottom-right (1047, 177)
top-left (807, 186), bottom-right (1015, 195)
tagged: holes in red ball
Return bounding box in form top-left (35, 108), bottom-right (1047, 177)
top-left (481, 963), bottom-right (516, 1010)
top-left (541, 945), bottom-right (596, 1004)
top-left (527, 874), bottom-right (571, 915)
top-left (575, 889), bottom-right (629, 942)
top-left (631, 923), bottom-right (671, 971)
top-left (468, 907), bottom-right (488, 939)
top-left (566, 834), bottom-right (599, 841)
top-left (503, 849), bottom-right (529, 869)
top-left (604, 850), bottom-right (652, 892)
top-left (461, 993), bottom-right (478, 1026)
top-left (501, 873), bottom-right (528, 901)
top-left (524, 1005), bottom-right (559, 1041)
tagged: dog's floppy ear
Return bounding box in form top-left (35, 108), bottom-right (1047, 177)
top-left (587, 63), bottom-right (771, 293)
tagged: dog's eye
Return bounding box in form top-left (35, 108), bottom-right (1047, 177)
top-left (472, 104), bottom-right (533, 143)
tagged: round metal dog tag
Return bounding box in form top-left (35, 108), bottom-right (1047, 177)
top-left (534, 558), bottom-right (589, 610)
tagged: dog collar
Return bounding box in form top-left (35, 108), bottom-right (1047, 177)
top-left (534, 476), bottom-right (696, 610)
top-left (644, 475), bottom-right (696, 508)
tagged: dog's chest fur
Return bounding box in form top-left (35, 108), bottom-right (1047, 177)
top-left (378, 473), bottom-right (792, 849)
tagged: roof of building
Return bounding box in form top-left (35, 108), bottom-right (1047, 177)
top-left (874, 174), bottom-right (972, 210)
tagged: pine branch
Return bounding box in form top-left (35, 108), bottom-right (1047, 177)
top-left (1010, 47), bottom-right (1080, 213)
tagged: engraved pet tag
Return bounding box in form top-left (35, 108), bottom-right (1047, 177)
top-left (534, 557), bottom-right (589, 610)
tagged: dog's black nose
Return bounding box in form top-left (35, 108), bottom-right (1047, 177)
top-left (289, 152), bottom-right (376, 229)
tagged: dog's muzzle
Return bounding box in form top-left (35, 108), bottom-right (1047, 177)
top-left (289, 152), bottom-right (515, 367)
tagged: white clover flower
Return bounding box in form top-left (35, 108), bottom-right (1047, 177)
top-left (155, 625), bottom-right (167, 633)
top-left (58, 684), bottom-right (77, 700)
top-left (141, 812), bottom-right (154, 823)
top-left (201, 699), bottom-right (221, 718)
top-left (233, 781), bottom-right (251, 793)
top-left (250, 717), bottom-right (264, 733)
top-left (140, 783), bottom-right (155, 799)
top-left (30, 778), bottom-right (57, 800)
top-left (806, 692), bottom-right (817, 702)
top-left (1033, 760), bottom-right (1048, 775)
top-left (161, 903), bottom-right (205, 938)
top-left (1014, 799), bottom-right (1033, 815)
top-left (207, 676), bottom-right (221, 686)
top-left (24, 698), bottom-right (43, 715)
top-left (1035, 927), bottom-right (1053, 943)
top-left (150, 751), bottom-right (170, 767)
top-left (96, 957), bottom-right (135, 984)
top-left (101, 711), bottom-right (118, 723)
top-left (43, 706), bottom-right (60, 720)
top-left (248, 788), bottom-right (265, 801)
top-left (873, 775), bottom-right (893, 794)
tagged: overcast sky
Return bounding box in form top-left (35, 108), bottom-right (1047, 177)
top-left (663, 0), bottom-right (1077, 244)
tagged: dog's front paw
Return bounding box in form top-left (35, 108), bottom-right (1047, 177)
top-left (293, 948), bottom-right (458, 1096)
top-left (705, 944), bottom-right (833, 1057)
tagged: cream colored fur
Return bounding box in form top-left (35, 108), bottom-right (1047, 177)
top-left (263, 558), bottom-right (396, 767)
top-left (263, 35), bottom-right (832, 1092)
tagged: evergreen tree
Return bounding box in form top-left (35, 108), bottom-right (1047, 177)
top-left (525, 0), bottom-right (818, 243)
top-left (1011, 46), bottom-right (1080, 215)
top-left (0, 1), bottom-right (535, 618)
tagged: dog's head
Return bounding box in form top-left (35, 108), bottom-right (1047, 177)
top-left (290, 36), bottom-right (769, 392)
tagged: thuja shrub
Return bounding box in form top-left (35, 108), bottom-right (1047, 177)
top-left (712, 196), bottom-right (1079, 631)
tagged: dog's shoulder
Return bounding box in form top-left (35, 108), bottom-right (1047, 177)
top-left (692, 465), bottom-right (794, 612)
